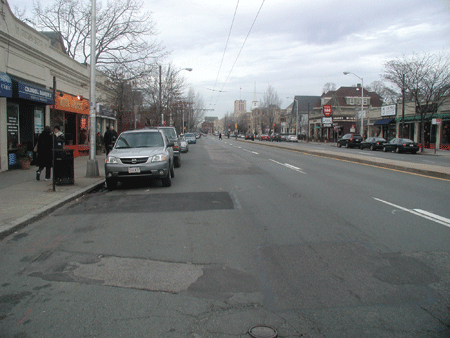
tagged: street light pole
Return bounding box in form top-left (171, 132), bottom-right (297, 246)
top-left (86, 0), bottom-right (98, 177)
top-left (344, 71), bottom-right (364, 137)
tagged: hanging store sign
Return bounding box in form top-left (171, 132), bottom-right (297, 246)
top-left (381, 105), bottom-right (396, 117)
top-left (0, 72), bottom-right (12, 97)
top-left (323, 105), bottom-right (332, 117)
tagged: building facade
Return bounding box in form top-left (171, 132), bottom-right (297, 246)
top-left (0, 0), bottom-right (115, 171)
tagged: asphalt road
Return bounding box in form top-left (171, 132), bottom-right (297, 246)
top-left (1, 137), bottom-right (450, 337)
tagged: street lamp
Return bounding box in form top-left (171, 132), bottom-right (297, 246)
top-left (344, 71), bottom-right (364, 137)
top-left (159, 66), bottom-right (192, 126)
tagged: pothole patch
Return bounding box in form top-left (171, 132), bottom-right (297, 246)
top-left (72, 256), bottom-right (203, 293)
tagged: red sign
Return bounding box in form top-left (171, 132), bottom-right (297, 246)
top-left (323, 105), bottom-right (332, 117)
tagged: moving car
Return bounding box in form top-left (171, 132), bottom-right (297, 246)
top-left (260, 134), bottom-right (270, 141)
top-left (360, 137), bottom-right (387, 150)
top-left (105, 129), bottom-right (174, 190)
top-left (287, 135), bottom-right (298, 142)
top-left (382, 138), bottom-right (419, 154)
top-left (245, 133), bottom-right (255, 140)
top-left (337, 133), bottom-right (363, 148)
top-left (185, 133), bottom-right (197, 144)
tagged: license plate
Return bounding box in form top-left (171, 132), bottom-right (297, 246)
top-left (128, 167), bottom-right (140, 173)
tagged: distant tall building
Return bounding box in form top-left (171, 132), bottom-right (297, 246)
top-left (234, 100), bottom-right (246, 118)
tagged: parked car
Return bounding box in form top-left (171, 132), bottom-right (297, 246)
top-left (270, 133), bottom-right (281, 142)
top-left (382, 138), bottom-right (419, 154)
top-left (337, 133), bottom-right (363, 148)
top-left (260, 134), bottom-right (270, 141)
top-left (105, 129), bottom-right (174, 190)
top-left (245, 133), bottom-right (255, 141)
top-left (185, 133), bottom-right (197, 144)
top-left (287, 135), bottom-right (298, 142)
top-left (180, 135), bottom-right (189, 153)
top-left (360, 137), bottom-right (387, 150)
top-left (150, 126), bottom-right (182, 168)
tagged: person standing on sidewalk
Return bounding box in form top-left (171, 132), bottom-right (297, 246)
top-left (53, 125), bottom-right (65, 149)
top-left (36, 126), bottom-right (53, 181)
top-left (104, 126), bottom-right (118, 155)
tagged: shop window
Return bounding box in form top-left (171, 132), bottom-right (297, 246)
top-left (7, 103), bottom-right (19, 150)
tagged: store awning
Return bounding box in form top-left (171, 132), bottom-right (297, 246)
top-left (374, 117), bottom-right (395, 125)
top-left (0, 72), bottom-right (12, 98)
top-left (11, 78), bottom-right (54, 104)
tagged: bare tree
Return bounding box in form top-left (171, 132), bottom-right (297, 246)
top-left (322, 82), bottom-right (336, 94)
top-left (382, 52), bottom-right (450, 150)
top-left (187, 88), bottom-right (205, 131)
top-left (30, 0), bottom-right (166, 72)
top-left (260, 85), bottom-right (282, 133)
top-left (366, 81), bottom-right (398, 104)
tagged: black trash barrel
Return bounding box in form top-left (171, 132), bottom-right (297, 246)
top-left (54, 149), bottom-right (74, 185)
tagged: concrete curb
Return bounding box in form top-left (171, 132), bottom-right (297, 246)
top-left (0, 179), bottom-right (105, 240)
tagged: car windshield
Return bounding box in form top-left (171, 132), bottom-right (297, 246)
top-left (160, 128), bottom-right (176, 139)
top-left (115, 132), bottom-right (164, 149)
top-left (186, 133), bottom-right (195, 138)
top-left (401, 138), bottom-right (414, 143)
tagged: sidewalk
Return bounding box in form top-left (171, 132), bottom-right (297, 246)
top-left (0, 155), bottom-right (105, 239)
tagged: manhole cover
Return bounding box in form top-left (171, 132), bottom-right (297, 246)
top-left (248, 325), bottom-right (278, 338)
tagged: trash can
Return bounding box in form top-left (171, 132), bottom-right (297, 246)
top-left (54, 149), bottom-right (74, 185)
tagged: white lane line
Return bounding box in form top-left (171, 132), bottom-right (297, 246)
top-left (243, 149), bottom-right (259, 155)
top-left (270, 159), bottom-right (306, 174)
top-left (374, 198), bottom-right (450, 227)
top-left (413, 209), bottom-right (450, 224)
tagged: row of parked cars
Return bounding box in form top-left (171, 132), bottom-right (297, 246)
top-left (336, 133), bottom-right (420, 154)
top-left (258, 133), bottom-right (298, 142)
top-left (104, 127), bottom-right (198, 190)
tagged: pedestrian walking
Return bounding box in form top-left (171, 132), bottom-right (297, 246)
top-left (36, 126), bottom-right (53, 181)
top-left (104, 126), bottom-right (118, 155)
top-left (219, 133), bottom-right (222, 140)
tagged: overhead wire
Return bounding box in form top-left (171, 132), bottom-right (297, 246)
top-left (213, 0), bottom-right (266, 108)
top-left (208, 0), bottom-right (240, 105)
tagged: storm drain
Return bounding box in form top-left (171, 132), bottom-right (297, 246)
top-left (248, 325), bottom-right (278, 338)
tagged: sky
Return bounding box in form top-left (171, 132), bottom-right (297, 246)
top-left (10, 0), bottom-right (450, 119)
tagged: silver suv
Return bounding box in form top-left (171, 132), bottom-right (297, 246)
top-left (150, 127), bottom-right (181, 168)
top-left (105, 129), bottom-right (174, 190)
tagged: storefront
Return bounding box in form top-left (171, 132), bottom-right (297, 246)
top-left (53, 92), bottom-right (90, 157)
top-left (6, 77), bottom-right (53, 170)
top-left (373, 118), bottom-right (396, 140)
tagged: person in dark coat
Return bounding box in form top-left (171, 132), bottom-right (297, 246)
top-left (36, 126), bottom-right (53, 181)
top-left (104, 126), bottom-right (118, 155)
top-left (53, 125), bottom-right (65, 149)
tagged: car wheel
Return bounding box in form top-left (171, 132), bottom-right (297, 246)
top-left (170, 163), bottom-right (175, 178)
top-left (106, 178), bottom-right (117, 191)
top-left (174, 157), bottom-right (181, 168)
top-left (370, 145), bottom-right (375, 151)
top-left (360, 144), bottom-right (364, 150)
top-left (161, 171), bottom-right (172, 187)
top-left (383, 146), bottom-right (387, 152)
top-left (337, 143), bottom-right (341, 148)
top-left (346, 142), bottom-right (350, 148)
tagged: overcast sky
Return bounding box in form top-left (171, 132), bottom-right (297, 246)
top-left (11, 0), bottom-right (450, 118)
